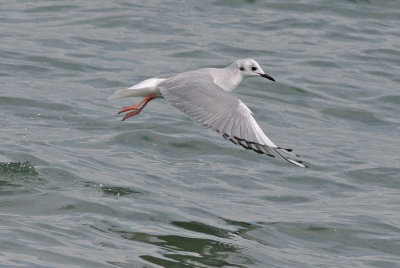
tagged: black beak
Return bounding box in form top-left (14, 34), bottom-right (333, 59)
top-left (260, 73), bottom-right (276, 82)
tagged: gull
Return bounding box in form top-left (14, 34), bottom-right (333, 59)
top-left (109, 59), bottom-right (307, 168)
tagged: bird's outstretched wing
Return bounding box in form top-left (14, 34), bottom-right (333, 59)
top-left (159, 70), bottom-right (307, 168)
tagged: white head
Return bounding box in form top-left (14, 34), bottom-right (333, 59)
top-left (232, 58), bottom-right (275, 82)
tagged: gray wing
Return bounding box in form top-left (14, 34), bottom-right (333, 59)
top-left (159, 70), bottom-right (306, 168)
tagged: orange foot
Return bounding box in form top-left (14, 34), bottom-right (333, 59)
top-left (117, 94), bottom-right (155, 121)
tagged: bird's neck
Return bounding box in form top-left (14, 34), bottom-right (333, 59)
top-left (212, 67), bottom-right (243, 92)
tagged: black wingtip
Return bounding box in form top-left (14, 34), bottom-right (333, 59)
top-left (277, 147), bottom-right (300, 157)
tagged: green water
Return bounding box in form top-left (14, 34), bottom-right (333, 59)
top-left (1, 1), bottom-right (399, 267)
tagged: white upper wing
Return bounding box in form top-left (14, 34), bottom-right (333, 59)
top-left (159, 69), bottom-right (306, 167)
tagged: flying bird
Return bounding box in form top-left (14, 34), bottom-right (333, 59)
top-left (109, 59), bottom-right (307, 167)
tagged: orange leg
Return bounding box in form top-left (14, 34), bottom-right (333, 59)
top-left (117, 94), bottom-right (155, 121)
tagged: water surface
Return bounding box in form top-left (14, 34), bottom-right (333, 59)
top-left (1, 1), bottom-right (399, 267)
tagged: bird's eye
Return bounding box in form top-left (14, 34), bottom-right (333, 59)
top-left (251, 66), bottom-right (257, 71)
top-left (239, 66), bottom-right (245, 71)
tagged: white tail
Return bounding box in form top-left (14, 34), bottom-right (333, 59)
top-left (108, 78), bottom-right (165, 99)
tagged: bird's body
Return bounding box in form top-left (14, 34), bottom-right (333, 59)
top-left (108, 67), bottom-right (242, 99)
top-left (109, 59), bottom-right (307, 168)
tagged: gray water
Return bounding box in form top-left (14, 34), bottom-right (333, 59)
top-left (1, 1), bottom-right (399, 267)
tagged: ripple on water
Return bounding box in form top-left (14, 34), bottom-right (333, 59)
top-left (322, 107), bottom-right (389, 126)
top-left (0, 161), bottom-right (38, 177)
top-left (100, 184), bottom-right (142, 197)
top-left (0, 96), bottom-right (73, 112)
top-left (0, 161), bottom-right (42, 195)
top-left (114, 228), bottom-right (246, 267)
top-left (346, 167), bottom-right (400, 190)
top-left (262, 195), bottom-right (312, 204)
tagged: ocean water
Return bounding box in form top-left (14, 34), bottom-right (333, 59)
top-left (1, 0), bottom-right (399, 267)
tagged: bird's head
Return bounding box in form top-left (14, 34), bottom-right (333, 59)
top-left (234, 58), bottom-right (275, 82)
